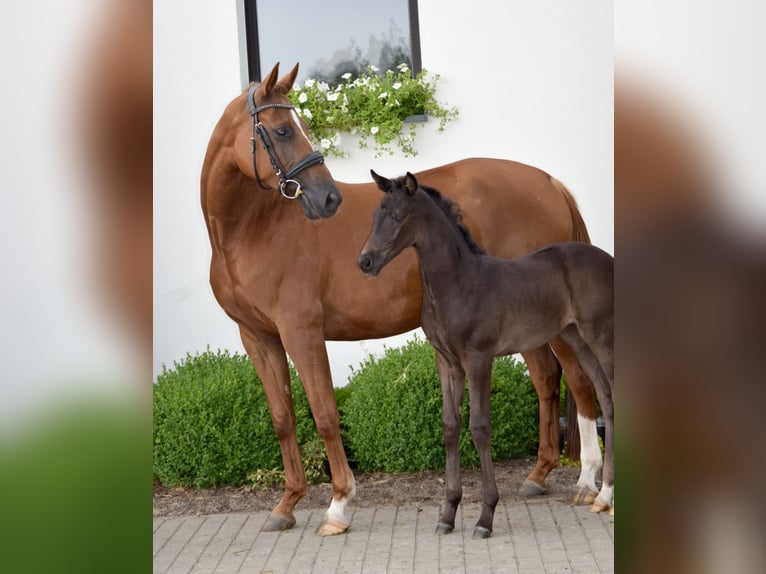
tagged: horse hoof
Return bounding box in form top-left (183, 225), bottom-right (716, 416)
top-left (571, 487), bottom-right (599, 506)
top-left (314, 517), bottom-right (350, 536)
top-left (435, 523), bottom-right (454, 535)
top-left (518, 479), bottom-right (547, 497)
top-left (261, 512), bottom-right (296, 532)
top-left (589, 500), bottom-right (610, 513)
top-left (472, 526), bottom-right (492, 539)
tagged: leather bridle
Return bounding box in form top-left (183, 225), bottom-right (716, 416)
top-left (247, 83), bottom-right (326, 200)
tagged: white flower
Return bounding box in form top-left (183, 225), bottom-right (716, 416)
top-left (341, 72), bottom-right (352, 80)
top-left (304, 78), bottom-right (316, 88)
top-left (397, 63), bottom-right (409, 72)
top-left (320, 138), bottom-right (332, 150)
top-left (378, 92), bottom-right (388, 99)
top-left (326, 92), bottom-right (339, 101)
top-left (392, 82), bottom-right (402, 90)
top-left (298, 92), bottom-right (308, 103)
top-left (301, 108), bottom-right (313, 120)
top-left (332, 133), bottom-right (342, 147)
top-left (318, 81), bottom-right (329, 93)
top-left (370, 126), bottom-right (379, 135)
top-left (369, 65), bottom-right (379, 73)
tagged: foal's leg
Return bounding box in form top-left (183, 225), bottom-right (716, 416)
top-left (574, 323), bottom-right (615, 512)
top-left (558, 325), bottom-right (614, 512)
top-left (518, 345), bottom-right (562, 497)
top-left (240, 328), bottom-right (306, 531)
top-left (279, 324), bottom-right (355, 536)
top-left (435, 352), bottom-right (466, 535)
top-left (549, 337), bottom-right (602, 505)
top-left (464, 355), bottom-right (499, 538)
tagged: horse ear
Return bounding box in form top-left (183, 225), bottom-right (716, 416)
top-left (370, 169), bottom-right (391, 192)
top-left (260, 62), bottom-right (281, 97)
top-left (404, 172), bottom-right (418, 195)
top-left (276, 63), bottom-right (300, 94)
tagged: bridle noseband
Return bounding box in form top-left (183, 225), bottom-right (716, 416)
top-left (247, 83), bottom-right (326, 200)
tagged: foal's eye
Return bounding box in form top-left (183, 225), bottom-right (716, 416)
top-left (392, 212), bottom-right (403, 223)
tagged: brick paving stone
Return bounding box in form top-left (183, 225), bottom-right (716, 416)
top-left (152, 500), bottom-right (613, 574)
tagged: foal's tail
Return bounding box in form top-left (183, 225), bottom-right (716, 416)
top-left (550, 177), bottom-right (591, 244)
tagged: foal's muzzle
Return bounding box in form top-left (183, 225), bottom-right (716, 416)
top-left (357, 252), bottom-right (380, 276)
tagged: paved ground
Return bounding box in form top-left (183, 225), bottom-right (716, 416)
top-left (153, 499), bottom-right (613, 573)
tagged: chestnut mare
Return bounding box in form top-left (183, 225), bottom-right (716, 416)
top-left (201, 63), bottom-right (601, 536)
top-left (359, 172), bottom-right (614, 537)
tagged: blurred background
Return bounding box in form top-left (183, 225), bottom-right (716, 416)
top-left (0, 1), bottom-right (150, 572)
top-left (0, 1), bottom-right (764, 572)
top-left (616, 2), bottom-right (766, 573)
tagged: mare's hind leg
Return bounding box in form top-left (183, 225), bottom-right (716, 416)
top-left (549, 337), bottom-right (602, 506)
top-left (435, 352), bottom-right (466, 535)
top-left (464, 354), bottom-right (499, 538)
top-left (557, 325), bottom-right (614, 512)
top-left (518, 346), bottom-right (562, 497)
top-left (240, 327), bottom-right (306, 531)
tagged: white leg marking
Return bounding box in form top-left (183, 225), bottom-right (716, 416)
top-left (575, 414), bottom-right (602, 492)
top-left (325, 473), bottom-right (356, 524)
top-left (595, 483), bottom-right (614, 508)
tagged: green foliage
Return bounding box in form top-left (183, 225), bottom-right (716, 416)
top-left (152, 348), bottom-right (321, 488)
top-left (486, 354), bottom-right (544, 461)
top-left (342, 335), bottom-right (540, 473)
top-left (153, 338), bottom-right (542, 486)
top-left (247, 437), bottom-right (328, 492)
top-left (342, 336), bottom-right (444, 472)
top-left (288, 64), bottom-right (459, 158)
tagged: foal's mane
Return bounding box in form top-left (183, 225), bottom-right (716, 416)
top-left (418, 183), bottom-right (487, 255)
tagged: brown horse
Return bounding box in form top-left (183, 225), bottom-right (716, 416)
top-left (359, 171), bottom-right (614, 537)
top-left (201, 62), bottom-right (602, 536)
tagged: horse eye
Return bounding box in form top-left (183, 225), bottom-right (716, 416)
top-left (275, 127), bottom-right (289, 137)
top-left (392, 212), bottom-right (403, 223)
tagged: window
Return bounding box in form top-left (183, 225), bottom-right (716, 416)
top-left (241, 0), bottom-right (421, 85)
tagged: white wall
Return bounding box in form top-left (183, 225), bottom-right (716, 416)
top-left (154, 0), bottom-right (613, 385)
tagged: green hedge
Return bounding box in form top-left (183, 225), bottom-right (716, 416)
top-left (153, 337), bottom-right (541, 486)
top-left (341, 335), bottom-right (540, 472)
top-left (153, 348), bottom-right (320, 488)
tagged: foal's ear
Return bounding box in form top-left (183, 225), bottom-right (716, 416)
top-left (260, 62), bottom-right (281, 98)
top-left (404, 172), bottom-right (418, 195)
top-left (275, 63), bottom-right (300, 94)
top-left (370, 169), bottom-right (391, 192)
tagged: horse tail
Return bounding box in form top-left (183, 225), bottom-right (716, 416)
top-left (550, 176), bottom-right (591, 244)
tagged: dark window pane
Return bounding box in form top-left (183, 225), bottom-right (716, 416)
top-left (248, 0), bottom-right (420, 84)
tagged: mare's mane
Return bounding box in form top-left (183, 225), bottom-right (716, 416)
top-left (416, 182), bottom-right (487, 255)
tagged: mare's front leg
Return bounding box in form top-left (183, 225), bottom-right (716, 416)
top-left (239, 327), bottom-right (306, 531)
top-left (279, 319), bottom-right (355, 536)
top-left (518, 345), bottom-right (562, 497)
top-left (434, 352), bottom-right (466, 535)
top-left (465, 355), bottom-right (499, 538)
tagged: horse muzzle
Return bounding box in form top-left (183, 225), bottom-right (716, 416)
top-left (298, 185), bottom-right (342, 220)
top-left (357, 252), bottom-right (382, 276)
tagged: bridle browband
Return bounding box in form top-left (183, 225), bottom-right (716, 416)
top-left (247, 83), bottom-right (326, 200)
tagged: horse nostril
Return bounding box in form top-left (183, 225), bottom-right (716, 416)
top-left (326, 190), bottom-right (341, 210)
top-left (359, 255), bottom-right (372, 273)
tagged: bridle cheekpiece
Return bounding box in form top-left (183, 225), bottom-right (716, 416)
top-left (247, 83), bottom-right (326, 200)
